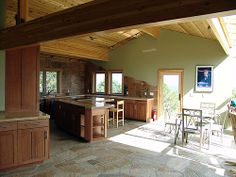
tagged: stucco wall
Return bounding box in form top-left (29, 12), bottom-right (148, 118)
top-left (96, 29), bottom-right (233, 114)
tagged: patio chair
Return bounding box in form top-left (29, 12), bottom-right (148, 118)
top-left (182, 108), bottom-right (204, 149)
top-left (200, 102), bottom-right (225, 143)
top-left (164, 106), bottom-right (180, 134)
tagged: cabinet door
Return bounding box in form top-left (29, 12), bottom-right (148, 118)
top-left (31, 127), bottom-right (49, 161)
top-left (124, 101), bottom-right (134, 119)
top-left (0, 130), bottom-right (17, 169)
top-left (18, 127), bottom-right (49, 164)
top-left (54, 102), bottom-right (62, 127)
top-left (21, 46), bottom-right (39, 115)
top-left (136, 101), bottom-right (147, 121)
top-left (18, 129), bottom-right (32, 164)
top-left (5, 49), bottom-right (22, 114)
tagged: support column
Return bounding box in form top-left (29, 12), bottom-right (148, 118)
top-left (0, 0), bottom-right (6, 111)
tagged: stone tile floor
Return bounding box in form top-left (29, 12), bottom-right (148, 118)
top-left (1, 120), bottom-right (236, 177)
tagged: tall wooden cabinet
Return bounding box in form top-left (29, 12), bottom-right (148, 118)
top-left (5, 46), bottom-right (39, 117)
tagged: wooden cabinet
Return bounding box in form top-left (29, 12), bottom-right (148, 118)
top-left (124, 100), bottom-right (135, 119)
top-left (6, 46), bottom-right (39, 117)
top-left (53, 101), bottom-right (85, 138)
top-left (0, 119), bottom-right (49, 171)
top-left (136, 101), bottom-right (147, 121)
top-left (84, 108), bottom-right (108, 142)
top-left (17, 120), bottom-right (49, 166)
top-left (0, 122), bottom-right (17, 170)
top-left (124, 99), bottom-right (153, 122)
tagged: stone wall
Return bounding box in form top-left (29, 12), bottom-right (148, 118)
top-left (40, 53), bottom-right (86, 95)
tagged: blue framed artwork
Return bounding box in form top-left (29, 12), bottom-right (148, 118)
top-left (195, 65), bottom-right (213, 92)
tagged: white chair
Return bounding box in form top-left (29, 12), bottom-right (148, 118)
top-left (200, 102), bottom-right (225, 143)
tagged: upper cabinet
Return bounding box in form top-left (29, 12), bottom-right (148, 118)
top-left (6, 46), bottom-right (39, 117)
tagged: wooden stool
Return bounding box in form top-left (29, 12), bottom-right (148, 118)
top-left (109, 100), bottom-right (124, 128)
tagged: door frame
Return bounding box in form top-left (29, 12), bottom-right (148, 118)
top-left (157, 69), bottom-right (184, 118)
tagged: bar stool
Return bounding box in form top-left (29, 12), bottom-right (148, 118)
top-left (109, 100), bottom-right (124, 128)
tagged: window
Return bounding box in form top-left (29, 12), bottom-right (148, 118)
top-left (111, 72), bottom-right (123, 94)
top-left (95, 72), bottom-right (106, 93)
top-left (40, 71), bottom-right (59, 94)
top-left (40, 71), bottom-right (43, 93)
top-left (93, 71), bottom-right (123, 95)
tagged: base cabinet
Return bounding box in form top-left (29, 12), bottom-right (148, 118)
top-left (124, 99), bottom-right (153, 122)
top-left (53, 101), bottom-right (85, 138)
top-left (18, 127), bottom-right (49, 165)
top-left (0, 119), bottom-right (49, 171)
top-left (0, 127), bottom-right (17, 170)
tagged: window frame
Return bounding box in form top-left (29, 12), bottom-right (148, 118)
top-left (40, 69), bottom-right (60, 95)
top-left (94, 71), bottom-right (107, 94)
top-left (92, 70), bottom-right (124, 95)
top-left (110, 71), bottom-right (124, 95)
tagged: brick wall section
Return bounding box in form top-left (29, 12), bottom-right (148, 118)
top-left (40, 53), bottom-right (86, 95)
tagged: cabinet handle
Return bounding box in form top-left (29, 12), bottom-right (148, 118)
top-left (44, 131), bottom-right (48, 139)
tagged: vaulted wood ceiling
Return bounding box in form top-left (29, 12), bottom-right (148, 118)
top-left (5, 0), bottom-right (220, 60)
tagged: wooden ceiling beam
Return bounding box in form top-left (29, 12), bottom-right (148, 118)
top-left (19, 0), bottom-right (28, 21)
top-left (142, 27), bottom-right (160, 39)
top-left (219, 17), bottom-right (233, 48)
top-left (1, 0), bottom-right (236, 50)
top-left (207, 18), bottom-right (231, 55)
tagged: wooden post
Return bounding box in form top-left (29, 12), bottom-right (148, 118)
top-left (16, 0), bottom-right (28, 24)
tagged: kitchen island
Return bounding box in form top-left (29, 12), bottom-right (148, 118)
top-left (52, 97), bottom-right (114, 142)
top-left (41, 94), bottom-right (154, 122)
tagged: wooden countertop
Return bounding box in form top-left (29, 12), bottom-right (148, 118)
top-left (89, 94), bottom-right (154, 101)
top-left (58, 97), bottom-right (114, 109)
top-left (0, 112), bottom-right (50, 123)
top-left (41, 94), bottom-right (154, 101)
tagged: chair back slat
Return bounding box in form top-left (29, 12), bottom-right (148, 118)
top-left (200, 102), bottom-right (215, 118)
top-left (182, 108), bottom-right (203, 131)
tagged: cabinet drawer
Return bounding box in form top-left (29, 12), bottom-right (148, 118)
top-left (18, 119), bottom-right (49, 129)
top-left (0, 122), bottom-right (17, 131)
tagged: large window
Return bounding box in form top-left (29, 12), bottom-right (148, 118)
top-left (40, 71), bottom-right (59, 94)
top-left (93, 71), bottom-right (123, 95)
top-left (95, 72), bottom-right (106, 93)
top-left (111, 72), bottom-right (123, 94)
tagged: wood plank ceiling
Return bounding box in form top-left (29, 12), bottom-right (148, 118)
top-left (5, 0), bottom-right (217, 61)
top-left (223, 15), bottom-right (236, 46)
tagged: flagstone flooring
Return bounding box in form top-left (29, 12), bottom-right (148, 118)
top-left (1, 120), bottom-right (236, 177)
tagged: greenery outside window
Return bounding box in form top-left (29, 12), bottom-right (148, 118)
top-left (111, 72), bottom-right (123, 94)
top-left (40, 70), bottom-right (59, 95)
top-left (95, 72), bottom-right (106, 93)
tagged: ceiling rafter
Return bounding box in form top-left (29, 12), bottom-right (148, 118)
top-left (208, 18), bottom-right (231, 55)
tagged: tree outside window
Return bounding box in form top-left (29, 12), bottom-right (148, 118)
top-left (40, 71), bottom-right (59, 94)
top-left (40, 71), bottom-right (43, 93)
top-left (96, 73), bottom-right (105, 93)
top-left (111, 73), bottom-right (123, 94)
top-left (46, 71), bottom-right (58, 93)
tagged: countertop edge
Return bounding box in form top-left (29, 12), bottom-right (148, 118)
top-left (0, 112), bottom-right (50, 123)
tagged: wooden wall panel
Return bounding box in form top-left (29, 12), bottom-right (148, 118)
top-left (5, 46), bottom-right (39, 117)
top-left (5, 49), bottom-right (22, 113)
top-left (21, 46), bottom-right (39, 113)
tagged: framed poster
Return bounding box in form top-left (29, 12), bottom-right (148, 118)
top-left (195, 65), bottom-right (213, 92)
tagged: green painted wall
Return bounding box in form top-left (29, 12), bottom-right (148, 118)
top-left (96, 29), bottom-right (233, 110)
top-left (0, 0), bottom-right (6, 111)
